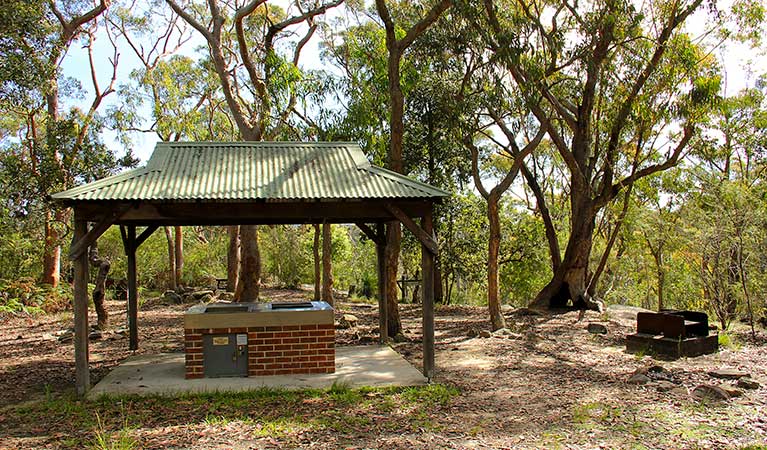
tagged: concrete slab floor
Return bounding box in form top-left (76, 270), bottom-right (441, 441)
top-left (87, 346), bottom-right (427, 399)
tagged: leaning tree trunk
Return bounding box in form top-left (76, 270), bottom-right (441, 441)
top-left (487, 195), bottom-right (507, 330)
top-left (313, 223), bottom-right (321, 301)
top-left (164, 226), bottom-right (177, 291)
top-left (385, 222), bottom-right (403, 337)
top-left (321, 223), bottom-right (334, 305)
top-left (88, 242), bottom-right (110, 330)
top-left (530, 196), bottom-right (603, 311)
top-left (227, 225), bottom-right (240, 292)
top-left (235, 225), bottom-right (260, 301)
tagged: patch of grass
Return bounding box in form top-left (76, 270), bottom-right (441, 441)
top-left (329, 381), bottom-right (363, 405)
top-left (316, 413), bottom-right (372, 433)
top-left (89, 412), bottom-right (137, 450)
top-left (4, 384), bottom-right (461, 448)
top-left (718, 331), bottom-right (742, 350)
top-left (252, 417), bottom-right (311, 437)
top-left (345, 295), bottom-right (376, 305)
top-left (631, 346), bottom-right (648, 360)
top-left (538, 429), bottom-right (566, 449)
top-left (401, 383), bottom-right (459, 407)
top-left (571, 401), bottom-right (623, 425)
top-left (408, 410), bottom-right (443, 431)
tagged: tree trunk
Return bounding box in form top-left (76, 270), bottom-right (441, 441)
top-left (313, 223), bottom-right (321, 301)
top-left (530, 196), bottom-right (603, 311)
top-left (487, 196), bottom-right (507, 330)
top-left (657, 263), bottom-right (665, 311)
top-left (41, 75), bottom-right (62, 287)
top-left (174, 226), bottom-right (183, 287)
top-left (88, 241), bottom-right (110, 330)
top-left (227, 225), bottom-right (240, 292)
top-left (235, 225), bottom-right (260, 301)
top-left (385, 222), bottom-right (403, 337)
top-left (164, 226), bottom-right (177, 291)
top-left (434, 259), bottom-right (443, 304)
top-left (42, 209), bottom-right (61, 287)
top-left (321, 223), bottom-right (333, 305)
top-left (588, 186), bottom-right (633, 297)
top-left (521, 164), bottom-right (561, 271)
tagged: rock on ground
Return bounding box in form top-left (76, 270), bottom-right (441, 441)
top-left (692, 384), bottom-right (731, 401)
top-left (719, 385), bottom-right (744, 398)
top-left (655, 380), bottom-right (677, 392)
top-left (628, 373), bottom-right (651, 385)
top-left (708, 369), bottom-right (750, 380)
top-left (737, 377), bottom-right (761, 389)
top-left (587, 323), bottom-right (608, 335)
top-left (163, 291), bottom-right (183, 304)
top-left (337, 314), bottom-right (359, 329)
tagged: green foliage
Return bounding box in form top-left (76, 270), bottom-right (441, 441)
top-left (0, 0), bottom-right (55, 105)
top-left (0, 277), bottom-right (71, 316)
top-left (718, 331), bottom-right (742, 351)
top-left (98, 226), bottom-right (228, 289)
top-left (262, 225), bottom-right (312, 289)
top-left (498, 203), bottom-right (551, 306)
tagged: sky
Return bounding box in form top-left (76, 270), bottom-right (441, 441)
top-left (58, 1), bottom-right (766, 165)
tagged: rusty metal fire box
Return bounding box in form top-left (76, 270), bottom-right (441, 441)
top-left (626, 309), bottom-right (718, 359)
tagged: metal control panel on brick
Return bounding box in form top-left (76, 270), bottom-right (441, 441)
top-left (202, 333), bottom-right (248, 378)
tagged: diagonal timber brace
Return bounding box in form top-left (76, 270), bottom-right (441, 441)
top-left (355, 222), bottom-right (386, 246)
top-left (384, 203), bottom-right (438, 255)
top-left (68, 205), bottom-right (131, 260)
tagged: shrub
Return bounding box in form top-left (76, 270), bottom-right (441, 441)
top-left (0, 277), bottom-right (72, 316)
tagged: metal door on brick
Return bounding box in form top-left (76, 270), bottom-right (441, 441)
top-left (202, 333), bottom-right (248, 377)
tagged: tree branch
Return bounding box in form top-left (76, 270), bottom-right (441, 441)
top-left (399, 0), bottom-right (453, 50)
top-left (165, 0), bottom-right (212, 41)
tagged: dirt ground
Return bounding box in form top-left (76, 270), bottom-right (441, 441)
top-left (1, 287), bottom-right (766, 449)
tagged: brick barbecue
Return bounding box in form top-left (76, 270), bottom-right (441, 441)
top-left (184, 301), bottom-right (335, 379)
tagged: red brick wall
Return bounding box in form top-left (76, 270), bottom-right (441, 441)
top-left (185, 324), bottom-right (335, 379)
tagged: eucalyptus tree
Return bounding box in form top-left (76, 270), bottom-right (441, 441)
top-left (688, 83), bottom-right (767, 331)
top-left (166, 0), bottom-right (343, 301)
top-left (474, 0), bottom-right (718, 310)
top-left (110, 1), bottom-right (235, 289)
top-left (0, 0), bottom-right (141, 288)
top-left (369, 0), bottom-right (452, 335)
top-left (465, 114), bottom-right (546, 329)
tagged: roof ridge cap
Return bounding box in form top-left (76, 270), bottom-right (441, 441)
top-left (367, 166), bottom-right (450, 197)
top-left (51, 167), bottom-right (148, 199)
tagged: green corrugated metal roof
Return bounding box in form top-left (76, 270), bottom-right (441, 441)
top-left (52, 142), bottom-right (449, 202)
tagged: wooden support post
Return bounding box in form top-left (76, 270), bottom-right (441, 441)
top-left (421, 209), bottom-right (436, 380)
top-left (125, 225), bottom-right (139, 351)
top-left (376, 223), bottom-right (388, 344)
top-left (73, 211), bottom-right (90, 395)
